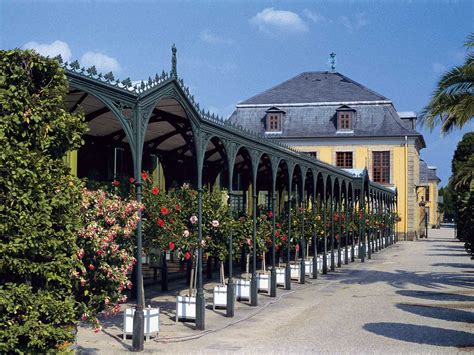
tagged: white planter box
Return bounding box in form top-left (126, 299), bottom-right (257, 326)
top-left (305, 259), bottom-right (313, 276)
top-left (275, 268), bottom-right (286, 287)
top-left (123, 307), bottom-right (159, 341)
top-left (290, 264), bottom-right (299, 280)
top-left (317, 256), bottom-right (323, 273)
top-left (257, 273), bottom-right (270, 294)
top-left (213, 285), bottom-right (227, 310)
top-left (176, 296), bottom-right (196, 322)
top-left (236, 279), bottom-right (250, 300)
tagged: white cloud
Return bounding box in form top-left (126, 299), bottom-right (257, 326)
top-left (80, 52), bottom-right (121, 72)
top-left (432, 62), bottom-right (446, 74)
top-left (303, 9), bottom-right (330, 24)
top-left (340, 12), bottom-right (368, 32)
top-left (250, 8), bottom-right (308, 34)
top-left (199, 30), bottom-right (233, 45)
top-left (22, 40), bottom-right (72, 61)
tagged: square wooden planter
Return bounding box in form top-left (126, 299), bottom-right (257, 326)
top-left (290, 264), bottom-right (300, 280)
top-left (257, 273), bottom-right (270, 294)
top-left (175, 296), bottom-right (196, 322)
top-left (236, 279), bottom-right (250, 301)
top-left (213, 285), bottom-right (228, 310)
top-left (275, 268), bottom-right (286, 287)
top-left (304, 259), bottom-right (313, 276)
top-left (123, 307), bottom-right (159, 341)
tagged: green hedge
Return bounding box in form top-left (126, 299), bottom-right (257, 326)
top-left (0, 49), bottom-right (87, 352)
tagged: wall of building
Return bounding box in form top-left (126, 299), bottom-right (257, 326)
top-left (291, 137), bottom-right (420, 240)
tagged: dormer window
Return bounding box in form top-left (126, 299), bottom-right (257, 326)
top-left (336, 105), bottom-right (355, 131)
top-left (265, 107), bottom-right (285, 133)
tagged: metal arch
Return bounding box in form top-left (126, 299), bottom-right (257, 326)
top-left (67, 79), bottom-right (137, 155)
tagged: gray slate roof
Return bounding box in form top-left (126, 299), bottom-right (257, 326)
top-left (419, 160), bottom-right (441, 183)
top-left (229, 71), bottom-right (425, 143)
top-left (239, 72), bottom-right (389, 105)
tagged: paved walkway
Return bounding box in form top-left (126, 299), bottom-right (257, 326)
top-left (76, 227), bottom-right (474, 353)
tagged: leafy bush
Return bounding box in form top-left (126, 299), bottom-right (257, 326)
top-left (0, 49), bottom-right (87, 352)
top-left (74, 189), bottom-right (142, 331)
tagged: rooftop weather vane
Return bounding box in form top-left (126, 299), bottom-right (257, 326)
top-left (171, 44), bottom-right (177, 78)
top-left (329, 52), bottom-right (336, 72)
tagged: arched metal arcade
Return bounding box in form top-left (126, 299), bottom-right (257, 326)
top-left (61, 47), bottom-right (397, 349)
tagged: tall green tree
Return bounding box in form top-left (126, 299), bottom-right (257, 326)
top-left (450, 132), bottom-right (474, 258)
top-left (0, 50), bottom-right (87, 351)
top-left (421, 33), bottom-right (474, 134)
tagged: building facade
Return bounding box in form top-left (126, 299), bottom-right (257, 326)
top-left (418, 160), bottom-right (441, 230)
top-left (229, 71), bottom-right (433, 240)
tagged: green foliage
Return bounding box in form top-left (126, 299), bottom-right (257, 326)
top-left (421, 32), bottom-right (474, 134)
top-left (0, 49), bottom-right (87, 351)
top-left (450, 132), bottom-right (474, 257)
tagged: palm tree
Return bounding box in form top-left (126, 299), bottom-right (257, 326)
top-left (421, 33), bottom-right (474, 134)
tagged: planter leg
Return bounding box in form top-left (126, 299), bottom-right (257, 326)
top-left (285, 263), bottom-right (291, 290)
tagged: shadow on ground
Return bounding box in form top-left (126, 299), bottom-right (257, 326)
top-left (396, 289), bottom-right (474, 302)
top-left (339, 268), bottom-right (474, 289)
top-left (431, 263), bottom-right (474, 269)
top-left (363, 322), bottom-right (474, 347)
top-left (396, 303), bottom-right (474, 323)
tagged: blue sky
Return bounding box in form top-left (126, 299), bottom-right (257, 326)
top-left (1, 0), bottom-right (473, 186)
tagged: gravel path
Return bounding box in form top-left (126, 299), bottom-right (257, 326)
top-left (76, 227), bottom-right (474, 354)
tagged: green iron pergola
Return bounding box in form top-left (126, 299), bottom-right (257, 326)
top-left (60, 46), bottom-right (396, 351)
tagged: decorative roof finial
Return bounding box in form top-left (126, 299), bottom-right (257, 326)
top-left (329, 52), bottom-right (336, 72)
top-left (171, 44), bottom-right (177, 78)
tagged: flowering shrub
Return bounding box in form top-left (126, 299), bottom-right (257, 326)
top-left (74, 189), bottom-right (142, 331)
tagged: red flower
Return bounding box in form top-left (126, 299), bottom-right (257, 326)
top-left (185, 251), bottom-right (191, 260)
top-left (268, 211), bottom-right (273, 218)
top-left (161, 207), bottom-right (169, 215)
top-left (156, 218), bottom-right (165, 227)
top-left (175, 204), bottom-right (181, 212)
top-left (276, 223), bottom-right (281, 228)
top-left (282, 235), bottom-right (287, 241)
top-left (112, 180), bottom-right (120, 186)
top-left (129, 177), bottom-right (135, 183)
top-left (169, 242), bottom-right (175, 251)
top-left (88, 264), bottom-right (95, 271)
top-left (151, 186), bottom-right (159, 195)
top-left (141, 171), bottom-right (149, 181)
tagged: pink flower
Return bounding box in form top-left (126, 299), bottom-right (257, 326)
top-left (200, 240), bottom-right (206, 247)
top-left (81, 313), bottom-right (88, 321)
top-left (88, 264), bottom-right (95, 271)
top-left (141, 171), bottom-right (149, 181)
top-left (246, 238), bottom-right (252, 246)
top-left (104, 297), bottom-right (110, 305)
top-left (183, 230), bottom-right (190, 238)
top-left (80, 278), bottom-right (86, 287)
top-left (112, 180), bottom-right (120, 186)
top-left (77, 249), bottom-right (84, 259)
top-left (129, 177), bottom-right (135, 183)
top-left (268, 211), bottom-right (273, 218)
top-left (211, 220), bottom-right (219, 228)
top-left (190, 215), bottom-right (198, 224)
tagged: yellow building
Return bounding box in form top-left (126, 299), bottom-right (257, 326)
top-left (417, 160), bottom-right (441, 233)
top-left (229, 71), bottom-right (434, 240)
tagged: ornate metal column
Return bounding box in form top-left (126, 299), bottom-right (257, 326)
top-left (322, 176), bottom-right (328, 274)
top-left (285, 170), bottom-right (293, 289)
top-left (299, 173), bottom-right (306, 285)
top-left (250, 154), bottom-right (258, 306)
top-left (337, 187), bottom-right (342, 268)
top-left (344, 184), bottom-right (349, 265)
top-left (195, 135), bottom-right (205, 330)
top-left (226, 162), bottom-right (235, 317)
top-left (312, 178), bottom-right (318, 279)
top-left (330, 183), bottom-right (335, 272)
top-left (270, 158), bottom-right (277, 297)
top-left (359, 183), bottom-right (366, 263)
